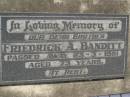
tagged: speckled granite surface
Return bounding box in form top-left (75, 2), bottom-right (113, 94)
top-left (0, 0), bottom-right (130, 97)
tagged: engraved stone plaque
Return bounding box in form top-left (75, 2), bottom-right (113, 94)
top-left (0, 13), bottom-right (128, 85)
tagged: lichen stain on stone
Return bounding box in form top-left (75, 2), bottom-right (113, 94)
top-left (0, 0), bottom-right (129, 97)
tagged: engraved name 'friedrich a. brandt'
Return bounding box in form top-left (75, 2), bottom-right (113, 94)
top-left (0, 14), bottom-right (128, 85)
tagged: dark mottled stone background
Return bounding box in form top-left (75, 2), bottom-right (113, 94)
top-left (0, 0), bottom-right (130, 97)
